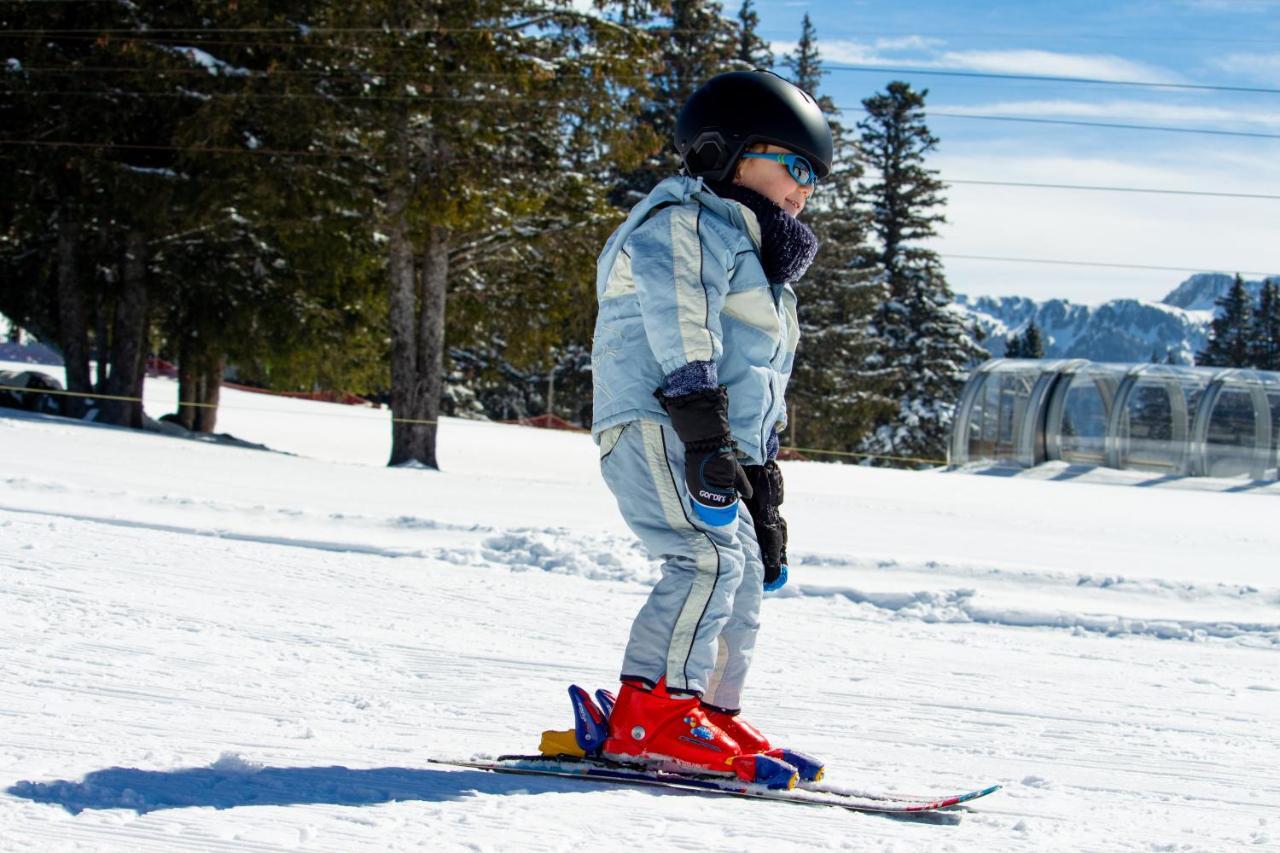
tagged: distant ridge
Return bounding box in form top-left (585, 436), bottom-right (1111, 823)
top-left (956, 273), bottom-right (1279, 364)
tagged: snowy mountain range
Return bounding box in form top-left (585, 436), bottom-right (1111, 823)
top-left (956, 273), bottom-right (1278, 364)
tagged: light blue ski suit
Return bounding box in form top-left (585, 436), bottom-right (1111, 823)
top-left (591, 175), bottom-right (799, 710)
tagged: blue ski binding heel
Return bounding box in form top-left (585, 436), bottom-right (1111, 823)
top-left (594, 688), bottom-right (617, 719)
top-left (568, 685), bottom-right (609, 754)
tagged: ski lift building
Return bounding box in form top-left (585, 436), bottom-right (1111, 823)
top-left (950, 359), bottom-right (1280, 479)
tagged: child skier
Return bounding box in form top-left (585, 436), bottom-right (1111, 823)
top-left (590, 70), bottom-right (833, 786)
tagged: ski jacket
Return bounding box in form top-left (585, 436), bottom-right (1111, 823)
top-left (591, 175), bottom-right (798, 465)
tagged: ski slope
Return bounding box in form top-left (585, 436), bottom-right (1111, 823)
top-left (1, 369), bottom-right (1277, 852)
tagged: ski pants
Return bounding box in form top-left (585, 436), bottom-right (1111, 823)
top-left (598, 419), bottom-right (765, 712)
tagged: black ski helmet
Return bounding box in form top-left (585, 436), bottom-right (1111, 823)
top-left (675, 70), bottom-right (833, 183)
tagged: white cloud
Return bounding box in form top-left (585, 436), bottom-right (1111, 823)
top-left (816, 40), bottom-right (1180, 84)
top-left (935, 98), bottom-right (1280, 129)
top-left (820, 39), bottom-right (901, 66)
top-left (927, 150), bottom-right (1280, 302)
top-left (1179, 0), bottom-right (1280, 11)
top-left (1214, 52), bottom-right (1280, 83)
top-left (937, 50), bottom-right (1179, 83)
top-left (872, 35), bottom-right (946, 52)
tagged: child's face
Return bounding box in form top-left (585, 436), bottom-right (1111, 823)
top-left (733, 144), bottom-right (814, 218)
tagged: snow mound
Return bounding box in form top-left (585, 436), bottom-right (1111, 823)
top-left (480, 528), bottom-right (655, 584)
top-left (209, 752), bottom-right (264, 775)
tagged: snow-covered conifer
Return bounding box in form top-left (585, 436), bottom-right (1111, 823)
top-left (1251, 281), bottom-right (1280, 371)
top-left (855, 82), bottom-right (986, 465)
top-left (1198, 274), bottom-right (1254, 368)
top-left (782, 17), bottom-right (891, 455)
top-left (734, 0), bottom-right (774, 69)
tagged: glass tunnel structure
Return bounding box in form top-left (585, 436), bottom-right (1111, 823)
top-left (950, 359), bottom-right (1280, 480)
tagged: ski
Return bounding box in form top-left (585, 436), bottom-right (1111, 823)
top-left (429, 754), bottom-right (1001, 815)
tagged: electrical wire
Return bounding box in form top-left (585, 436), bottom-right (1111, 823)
top-left (4, 139), bottom-right (1276, 203)
top-left (4, 23), bottom-right (1279, 46)
top-left (941, 254), bottom-right (1277, 277)
top-left (944, 179), bottom-right (1280, 201)
top-left (6, 87), bottom-right (1279, 143)
top-left (5, 32), bottom-right (1280, 96)
top-left (824, 63), bottom-right (1280, 96)
top-left (927, 112), bottom-right (1280, 141)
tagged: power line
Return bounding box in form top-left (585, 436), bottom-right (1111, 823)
top-left (5, 139), bottom-right (1277, 202)
top-left (7, 33), bottom-right (1280, 96)
top-left (9, 39), bottom-right (1280, 96)
top-left (928, 112), bottom-right (1280, 141)
top-left (772, 28), bottom-right (1280, 46)
top-left (942, 254), bottom-right (1277, 277)
top-left (7, 84), bottom-right (1278, 143)
top-left (11, 89), bottom-right (568, 104)
top-left (944, 179), bottom-right (1280, 201)
top-left (824, 63), bottom-right (1280, 96)
top-left (6, 24), bottom-right (1279, 46)
top-left (0, 138), bottom-right (370, 159)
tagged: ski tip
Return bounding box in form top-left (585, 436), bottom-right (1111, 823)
top-left (925, 784), bottom-right (1003, 810)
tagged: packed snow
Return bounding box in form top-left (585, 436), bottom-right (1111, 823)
top-left (1, 365), bottom-right (1277, 851)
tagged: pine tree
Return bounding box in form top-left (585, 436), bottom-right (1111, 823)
top-left (1004, 333), bottom-right (1024, 359)
top-left (734, 0), bottom-right (773, 69)
top-left (612, 1), bottom-right (739, 205)
top-left (1198, 274), bottom-right (1254, 368)
top-left (856, 82), bottom-right (986, 465)
top-left (1022, 321), bottom-right (1045, 358)
top-left (782, 15), bottom-right (890, 457)
top-left (782, 15), bottom-right (824, 97)
top-left (1251, 281), bottom-right (1280, 371)
top-left (312, 1), bottom-right (659, 467)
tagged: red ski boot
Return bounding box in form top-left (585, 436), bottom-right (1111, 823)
top-left (602, 679), bottom-right (798, 790)
top-left (702, 705), bottom-right (825, 782)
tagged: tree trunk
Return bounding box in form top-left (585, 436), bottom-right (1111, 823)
top-left (177, 335), bottom-right (199, 431)
top-left (55, 207), bottom-right (90, 419)
top-left (94, 290), bottom-right (110, 390)
top-left (417, 224), bottom-right (448, 463)
top-left (176, 341), bottom-right (223, 433)
top-left (387, 219), bottom-right (450, 468)
top-left (102, 229), bottom-right (148, 428)
top-left (388, 200), bottom-right (423, 465)
top-left (196, 353), bottom-right (223, 433)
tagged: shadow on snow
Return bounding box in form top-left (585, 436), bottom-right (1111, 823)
top-left (7, 764), bottom-right (584, 815)
top-left (6, 762), bottom-right (963, 824)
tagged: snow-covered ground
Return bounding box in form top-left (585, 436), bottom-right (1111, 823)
top-left (2, 367), bottom-right (1277, 851)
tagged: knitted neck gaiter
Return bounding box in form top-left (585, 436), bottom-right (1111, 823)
top-left (707, 180), bottom-right (820, 284)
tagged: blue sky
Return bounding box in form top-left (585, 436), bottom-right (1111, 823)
top-left (746, 0), bottom-right (1280, 303)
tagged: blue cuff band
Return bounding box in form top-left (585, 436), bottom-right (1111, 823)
top-left (661, 360), bottom-right (718, 397)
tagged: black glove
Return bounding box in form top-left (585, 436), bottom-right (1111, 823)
top-left (657, 385), bottom-right (752, 527)
top-left (743, 460), bottom-right (789, 590)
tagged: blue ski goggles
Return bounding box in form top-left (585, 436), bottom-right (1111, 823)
top-left (739, 152), bottom-right (817, 186)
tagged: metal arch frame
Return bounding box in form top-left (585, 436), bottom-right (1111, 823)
top-left (950, 359), bottom-right (1006, 466)
top-left (1190, 369), bottom-right (1274, 479)
top-left (1106, 364), bottom-right (1192, 474)
top-left (1045, 361), bottom-right (1118, 465)
top-left (951, 359), bottom-right (1280, 480)
top-left (1270, 391), bottom-right (1280, 478)
top-left (1025, 359), bottom-right (1089, 465)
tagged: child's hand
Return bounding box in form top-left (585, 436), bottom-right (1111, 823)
top-left (657, 385), bottom-right (752, 527)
